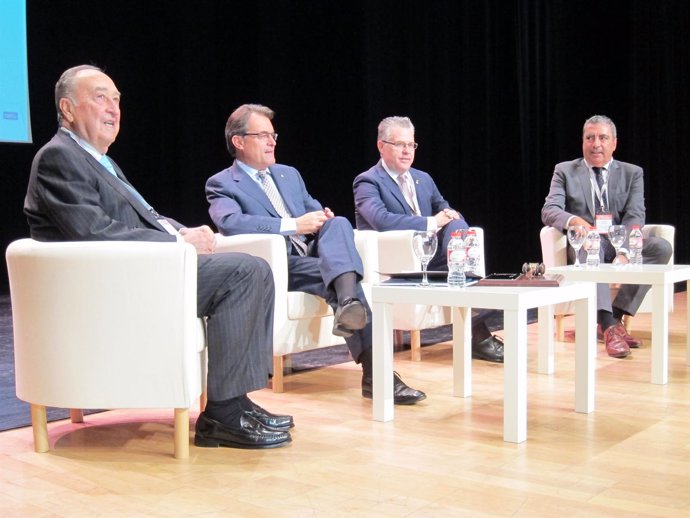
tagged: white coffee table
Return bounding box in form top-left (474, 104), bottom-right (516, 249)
top-left (547, 264), bottom-right (690, 384)
top-left (371, 281), bottom-right (597, 443)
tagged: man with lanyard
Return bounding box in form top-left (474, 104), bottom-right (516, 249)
top-left (541, 114), bottom-right (672, 358)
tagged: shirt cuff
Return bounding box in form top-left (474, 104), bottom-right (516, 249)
top-left (427, 217), bottom-right (437, 232)
top-left (280, 218), bottom-right (297, 234)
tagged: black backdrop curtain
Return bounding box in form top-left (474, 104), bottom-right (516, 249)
top-left (1, 0), bottom-right (688, 291)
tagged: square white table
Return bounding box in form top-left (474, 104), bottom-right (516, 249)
top-left (547, 264), bottom-right (690, 384)
top-left (371, 281), bottom-right (597, 443)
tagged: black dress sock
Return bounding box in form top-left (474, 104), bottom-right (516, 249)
top-left (598, 310), bottom-right (618, 330)
top-left (333, 272), bottom-right (357, 304)
top-left (471, 321), bottom-right (492, 343)
top-left (204, 396), bottom-right (246, 426)
top-left (359, 348), bottom-right (373, 378)
top-left (612, 306), bottom-right (627, 322)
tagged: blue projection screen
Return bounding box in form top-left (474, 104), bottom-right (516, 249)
top-left (0, 0), bottom-right (31, 143)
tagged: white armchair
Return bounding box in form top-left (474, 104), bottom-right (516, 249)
top-left (214, 231), bottom-right (378, 392)
top-left (5, 239), bottom-right (206, 459)
top-left (540, 224), bottom-right (675, 339)
top-left (365, 227), bottom-right (486, 361)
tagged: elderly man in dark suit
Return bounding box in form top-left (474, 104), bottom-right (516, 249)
top-left (353, 116), bottom-right (504, 364)
top-left (205, 104), bottom-right (426, 405)
top-left (24, 65), bottom-right (292, 449)
top-left (542, 114), bottom-right (672, 358)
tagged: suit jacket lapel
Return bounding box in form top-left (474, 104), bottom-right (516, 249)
top-left (74, 144), bottom-right (162, 230)
top-left (230, 163), bottom-right (280, 217)
top-left (59, 132), bottom-right (165, 232)
top-left (606, 160), bottom-right (620, 216)
top-left (576, 160), bottom-right (595, 219)
top-left (408, 170), bottom-right (429, 216)
top-left (107, 159), bottom-right (165, 229)
top-left (377, 164), bottom-right (413, 215)
top-left (270, 167), bottom-right (300, 216)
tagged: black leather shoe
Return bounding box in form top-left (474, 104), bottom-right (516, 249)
top-left (361, 372), bottom-right (427, 405)
top-left (194, 412), bottom-right (291, 449)
top-left (472, 335), bottom-right (504, 363)
top-left (245, 401), bottom-right (294, 432)
top-left (333, 298), bottom-right (367, 337)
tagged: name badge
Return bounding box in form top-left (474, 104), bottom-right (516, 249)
top-left (157, 217), bottom-right (179, 236)
top-left (595, 214), bottom-right (613, 234)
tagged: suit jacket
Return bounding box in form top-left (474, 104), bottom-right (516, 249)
top-left (541, 157), bottom-right (646, 233)
top-left (25, 131), bottom-right (180, 242)
top-left (206, 159), bottom-right (366, 297)
top-left (353, 161), bottom-right (452, 231)
top-left (206, 161), bottom-right (323, 236)
top-left (24, 131), bottom-right (273, 400)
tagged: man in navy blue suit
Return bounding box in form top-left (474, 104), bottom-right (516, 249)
top-left (353, 116), bottom-right (503, 363)
top-left (206, 104), bottom-right (426, 405)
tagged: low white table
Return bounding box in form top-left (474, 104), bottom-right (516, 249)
top-left (371, 281), bottom-right (597, 443)
top-left (547, 264), bottom-right (690, 384)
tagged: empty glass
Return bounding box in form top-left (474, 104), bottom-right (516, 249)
top-left (608, 225), bottom-right (627, 262)
top-left (412, 231), bottom-right (438, 286)
top-left (567, 225), bottom-right (587, 268)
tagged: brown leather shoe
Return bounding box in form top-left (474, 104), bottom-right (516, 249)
top-left (598, 323), bottom-right (641, 348)
top-left (603, 325), bottom-right (631, 358)
top-left (613, 323), bottom-right (642, 348)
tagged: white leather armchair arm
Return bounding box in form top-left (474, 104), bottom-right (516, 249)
top-left (212, 233), bottom-right (342, 392)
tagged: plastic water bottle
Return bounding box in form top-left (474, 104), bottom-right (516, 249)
top-left (464, 229), bottom-right (481, 276)
top-left (629, 225), bottom-right (644, 265)
top-left (585, 228), bottom-right (601, 267)
top-left (447, 230), bottom-right (466, 288)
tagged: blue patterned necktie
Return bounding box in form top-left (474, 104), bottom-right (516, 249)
top-left (256, 170), bottom-right (307, 256)
top-left (99, 155), bottom-right (153, 211)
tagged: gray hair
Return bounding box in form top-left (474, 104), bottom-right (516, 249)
top-left (583, 114), bottom-right (617, 139)
top-left (377, 116), bottom-right (415, 141)
top-left (225, 104), bottom-right (275, 157)
top-left (55, 64), bottom-right (103, 125)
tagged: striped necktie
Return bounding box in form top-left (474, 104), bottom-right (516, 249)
top-left (256, 170), bottom-right (307, 256)
top-left (397, 173), bottom-right (420, 216)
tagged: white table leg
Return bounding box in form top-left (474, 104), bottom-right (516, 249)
top-left (452, 306), bottom-right (472, 397)
top-left (573, 291), bottom-right (595, 413)
top-left (651, 282), bottom-right (670, 385)
top-left (538, 305), bottom-right (555, 374)
top-left (503, 309), bottom-right (527, 443)
top-left (372, 300), bottom-right (394, 421)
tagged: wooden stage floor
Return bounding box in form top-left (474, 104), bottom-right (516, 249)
top-left (1, 293), bottom-right (689, 517)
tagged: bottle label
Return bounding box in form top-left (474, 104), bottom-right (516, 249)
top-left (449, 250), bottom-right (465, 263)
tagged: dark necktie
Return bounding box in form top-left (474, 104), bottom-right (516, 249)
top-left (593, 167), bottom-right (608, 213)
top-left (256, 170), bottom-right (307, 256)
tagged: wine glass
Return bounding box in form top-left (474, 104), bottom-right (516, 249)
top-left (567, 225), bottom-right (587, 268)
top-left (608, 225), bottom-right (626, 265)
top-left (412, 231), bottom-right (438, 286)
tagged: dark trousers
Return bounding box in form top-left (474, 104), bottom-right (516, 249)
top-left (287, 216), bottom-right (371, 363)
top-left (197, 252), bottom-right (274, 401)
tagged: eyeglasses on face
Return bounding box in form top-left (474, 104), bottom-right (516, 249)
top-left (381, 140), bottom-right (418, 150)
top-left (242, 132), bottom-right (278, 142)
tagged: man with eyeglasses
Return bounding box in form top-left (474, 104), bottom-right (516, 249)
top-left (206, 104), bottom-right (427, 405)
top-left (353, 116), bottom-right (504, 363)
